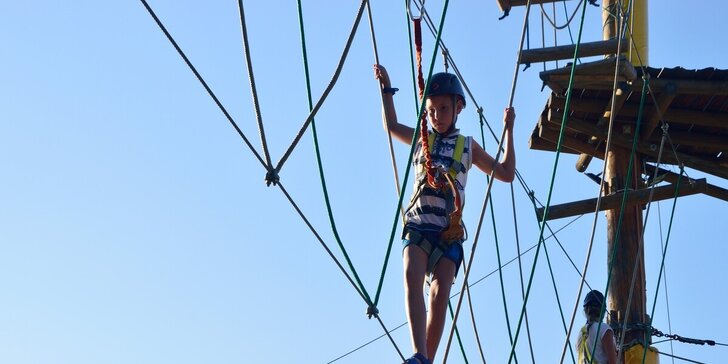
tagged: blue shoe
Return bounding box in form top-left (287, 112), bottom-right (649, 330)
top-left (404, 352), bottom-right (431, 364)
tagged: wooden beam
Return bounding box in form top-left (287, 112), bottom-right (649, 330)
top-left (576, 87), bottom-right (631, 172)
top-left (545, 75), bottom-right (728, 96)
top-left (646, 130), bottom-right (728, 152)
top-left (549, 94), bottom-right (608, 113)
top-left (530, 110), bottom-right (581, 154)
top-left (600, 87), bottom-right (631, 125)
top-left (640, 83), bottom-right (677, 141)
top-left (537, 123), bottom-right (605, 159)
top-left (546, 110), bottom-right (728, 179)
top-left (520, 39), bottom-right (628, 65)
top-left (535, 178), bottom-right (708, 221)
top-left (529, 128), bottom-right (581, 155)
top-left (550, 95), bottom-right (728, 130)
top-left (662, 108), bottom-right (728, 129)
top-left (643, 164), bottom-right (728, 203)
top-left (540, 55), bottom-right (638, 85)
top-left (497, 0), bottom-right (569, 12)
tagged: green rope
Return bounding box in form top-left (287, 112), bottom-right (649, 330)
top-left (507, 1), bottom-right (591, 362)
top-left (541, 235), bottom-right (578, 364)
top-left (642, 168), bottom-right (684, 364)
top-left (448, 301), bottom-right (471, 364)
top-left (517, 179), bottom-right (577, 364)
top-left (492, 182), bottom-right (521, 364)
top-left (588, 75), bottom-right (650, 363)
top-left (481, 107), bottom-right (568, 364)
top-left (372, 0), bottom-right (451, 307)
top-left (295, 0), bottom-right (373, 306)
top-left (511, 186), bottom-right (537, 364)
top-left (477, 113), bottom-right (519, 362)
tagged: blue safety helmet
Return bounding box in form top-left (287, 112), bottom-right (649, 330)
top-left (426, 72), bottom-right (466, 107)
top-left (583, 290), bottom-right (605, 308)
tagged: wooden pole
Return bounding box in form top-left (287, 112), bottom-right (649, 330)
top-left (602, 0), bottom-right (650, 355)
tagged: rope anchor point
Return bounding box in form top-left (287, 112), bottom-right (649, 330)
top-left (265, 169), bottom-right (280, 186)
top-left (366, 304), bottom-right (379, 319)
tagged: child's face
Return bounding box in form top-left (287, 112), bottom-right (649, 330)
top-left (425, 94), bottom-right (463, 134)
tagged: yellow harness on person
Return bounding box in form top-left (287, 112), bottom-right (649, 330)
top-left (426, 132), bottom-right (466, 241)
top-left (427, 132), bottom-right (466, 181)
top-left (578, 323), bottom-right (598, 364)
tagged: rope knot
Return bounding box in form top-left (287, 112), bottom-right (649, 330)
top-left (366, 304), bottom-right (379, 319)
top-left (660, 122), bottom-right (669, 134)
top-left (265, 169), bottom-right (280, 186)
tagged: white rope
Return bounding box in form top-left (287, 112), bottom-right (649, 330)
top-left (557, 0), bottom-right (627, 361)
top-left (365, 1), bottom-right (406, 219)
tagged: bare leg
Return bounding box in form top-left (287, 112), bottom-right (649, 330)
top-left (403, 245), bottom-right (429, 357)
top-left (425, 258), bottom-right (456, 361)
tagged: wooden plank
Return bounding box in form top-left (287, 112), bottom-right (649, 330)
top-left (662, 108), bottom-right (728, 129)
top-left (546, 110), bottom-right (728, 179)
top-left (529, 128), bottom-right (581, 155)
top-left (497, 0), bottom-right (569, 12)
top-left (640, 83), bottom-right (677, 141)
top-left (550, 95), bottom-right (728, 130)
top-left (535, 178), bottom-right (708, 221)
top-left (646, 130), bottom-right (728, 151)
top-left (545, 75), bottom-right (728, 96)
top-left (576, 88), bottom-right (630, 172)
top-left (519, 39), bottom-right (628, 64)
top-left (537, 123), bottom-right (605, 159)
top-left (540, 55), bottom-right (638, 82)
top-left (549, 94), bottom-right (609, 113)
top-left (643, 164), bottom-right (728, 202)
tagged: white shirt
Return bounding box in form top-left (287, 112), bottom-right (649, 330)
top-left (582, 321), bottom-right (615, 364)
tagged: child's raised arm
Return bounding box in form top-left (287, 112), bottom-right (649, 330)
top-left (472, 107), bottom-right (516, 183)
top-left (374, 64), bottom-right (414, 144)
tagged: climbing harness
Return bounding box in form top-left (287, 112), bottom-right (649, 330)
top-left (406, 132), bottom-right (468, 244)
top-left (577, 323), bottom-right (595, 364)
top-left (407, 4), bottom-right (466, 244)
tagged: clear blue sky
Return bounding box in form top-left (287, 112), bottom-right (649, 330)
top-left (2, 1), bottom-right (726, 363)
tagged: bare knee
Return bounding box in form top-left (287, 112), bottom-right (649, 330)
top-left (429, 260), bottom-right (456, 299)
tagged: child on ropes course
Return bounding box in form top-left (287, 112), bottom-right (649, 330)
top-left (577, 290), bottom-right (618, 364)
top-left (375, 64), bottom-right (516, 364)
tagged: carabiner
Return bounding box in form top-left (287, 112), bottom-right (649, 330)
top-left (406, 0), bottom-right (424, 21)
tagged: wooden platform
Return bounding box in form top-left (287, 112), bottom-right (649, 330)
top-left (529, 56), bottom-right (728, 220)
top-left (496, 0), bottom-right (571, 12)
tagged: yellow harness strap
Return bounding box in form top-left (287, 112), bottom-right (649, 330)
top-left (427, 132), bottom-right (467, 241)
top-left (427, 133), bottom-right (466, 180)
top-left (578, 324), bottom-right (594, 364)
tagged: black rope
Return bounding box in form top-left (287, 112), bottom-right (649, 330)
top-left (139, 0), bottom-right (268, 171)
top-left (327, 217), bottom-right (586, 363)
top-left (276, 182), bottom-right (404, 360)
top-left (236, 0), bottom-right (275, 183)
top-left (274, 0), bottom-right (369, 175)
top-left (326, 322), bottom-right (408, 364)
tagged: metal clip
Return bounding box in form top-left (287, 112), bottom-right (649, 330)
top-left (407, 0), bottom-right (424, 21)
